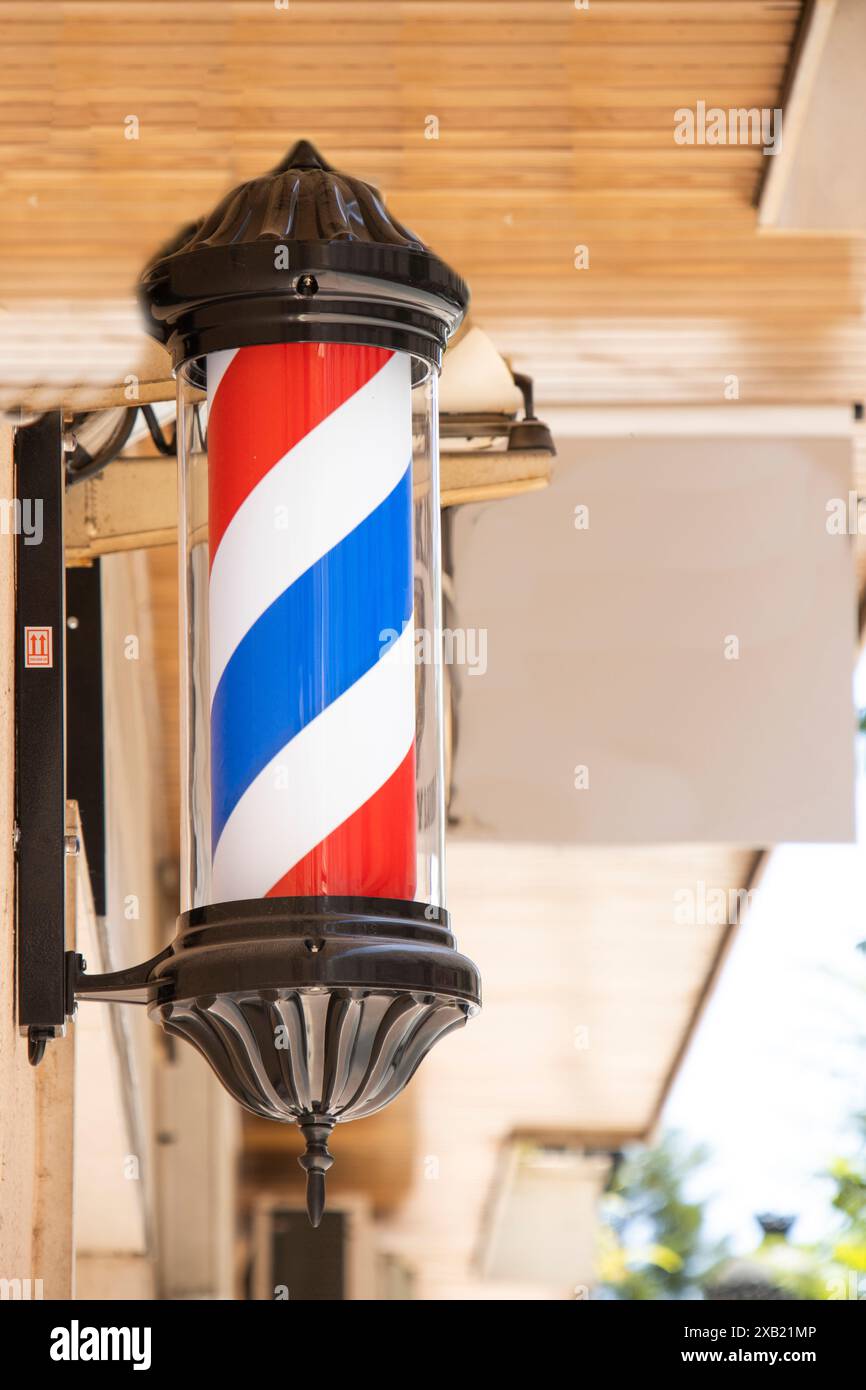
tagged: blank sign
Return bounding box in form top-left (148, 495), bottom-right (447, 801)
top-left (449, 436), bottom-right (856, 845)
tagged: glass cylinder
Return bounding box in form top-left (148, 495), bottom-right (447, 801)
top-left (177, 343), bottom-right (445, 916)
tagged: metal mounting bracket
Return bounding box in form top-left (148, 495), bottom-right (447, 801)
top-left (14, 412), bottom-right (69, 1063)
top-left (68, 946), bottom-right (173, 1007)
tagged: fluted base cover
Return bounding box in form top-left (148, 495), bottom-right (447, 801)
top-left (154, 986), bottom-right (470, 1125)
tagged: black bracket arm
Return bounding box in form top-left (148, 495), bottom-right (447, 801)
top-left (67, 945), bottom-right (174, 1007)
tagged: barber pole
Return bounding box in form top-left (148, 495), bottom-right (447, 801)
top-left (207, 342), bottom-right (417, 903)
top-left (139, 139), bottom-right (479, 1223)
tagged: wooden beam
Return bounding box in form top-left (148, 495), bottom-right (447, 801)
top-left (757, 0), bottom-right (838, 227)
top-left (65, 449), bottom-right (554, 565)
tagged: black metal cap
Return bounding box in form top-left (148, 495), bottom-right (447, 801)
top-left (139, 140), bottom-right (469, 377)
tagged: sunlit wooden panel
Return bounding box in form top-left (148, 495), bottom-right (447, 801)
top-left (2, 1), bottom-right (864, 405)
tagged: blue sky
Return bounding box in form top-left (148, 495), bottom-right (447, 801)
top-left (664, 668), bottom-right (866, 1252)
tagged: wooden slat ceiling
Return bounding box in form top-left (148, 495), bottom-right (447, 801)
top-left (2, 0), bottom-right (863, 405)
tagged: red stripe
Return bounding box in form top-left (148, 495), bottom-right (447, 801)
top-left (207, 342), bottom-right (393, 566)
top-left (266, 746), bottom-right (418, 900)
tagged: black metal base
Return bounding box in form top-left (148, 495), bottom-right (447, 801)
top-left (72, 896), bottom-right (481, 1224)
top-left (160, 895), bottom-right (479, 1002)
top-left (73, 895), bottom-right (480, 1006)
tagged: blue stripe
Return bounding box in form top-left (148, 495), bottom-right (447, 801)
top-left (210, 464), bottom-right (413, 851)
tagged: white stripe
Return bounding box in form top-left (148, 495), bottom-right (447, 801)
top-left (211, 620), bottom-right (416, 901)
top-left (206, 349), bottom-right (238, 406)
top-left (208, 351), bottom-right (411, 700)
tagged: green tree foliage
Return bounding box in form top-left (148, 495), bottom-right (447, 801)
top-left (597, 1131), bottom-right (726, 1300)
top-left (813, 1115), bottom-right (866, 1299)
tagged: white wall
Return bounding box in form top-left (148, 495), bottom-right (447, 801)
top-left (449, 435), bottom-right (856, 845)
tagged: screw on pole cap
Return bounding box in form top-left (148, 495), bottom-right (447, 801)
top-left (139, 139), bottom-right (469, 378)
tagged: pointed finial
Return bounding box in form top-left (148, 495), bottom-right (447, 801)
top-left (277, 139), bottom-right (332, 173)
top-left (298, 1116), bottom-right (335, 1227)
